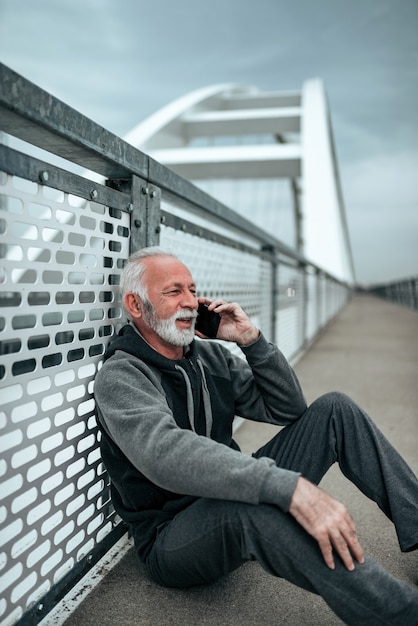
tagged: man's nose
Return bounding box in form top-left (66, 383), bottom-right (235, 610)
top-left (181, 291), bottom-right (198, 309)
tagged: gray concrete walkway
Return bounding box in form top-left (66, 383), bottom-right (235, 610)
top-left (60, 295), bottom-right (418, 626)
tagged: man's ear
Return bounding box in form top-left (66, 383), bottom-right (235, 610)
top-left (124, 293), bottom-right (142, 319)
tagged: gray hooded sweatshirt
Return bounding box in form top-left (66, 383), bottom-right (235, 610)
top-left (94, 324), bottom-right (307, 559)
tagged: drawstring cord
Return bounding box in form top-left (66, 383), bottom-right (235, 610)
top-left (196, 358), bottom-right (213, 437)
top-left (174, 359), bottom-right (213, 437)
top-left (175, 365), bottom-right (196, 432)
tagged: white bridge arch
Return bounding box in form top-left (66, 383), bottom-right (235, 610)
top-left (125, 80), bottom-right (355, 284)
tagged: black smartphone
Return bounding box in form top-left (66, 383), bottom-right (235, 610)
top-left (195, 303), bottom-right (221, 338)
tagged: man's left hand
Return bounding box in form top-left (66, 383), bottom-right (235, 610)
top-left (289, 476), bottom-right (365, 571)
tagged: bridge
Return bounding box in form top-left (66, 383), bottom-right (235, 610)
top-left (0, 63), bottom-right (417, 625)
top-left (124, 79), bottom-right (355, 285)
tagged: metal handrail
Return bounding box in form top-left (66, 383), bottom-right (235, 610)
top-left (366, 277), bottom-right (418, 311)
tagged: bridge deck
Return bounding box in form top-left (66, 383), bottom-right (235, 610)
top-left (55, 294), bottom-right (418, 626)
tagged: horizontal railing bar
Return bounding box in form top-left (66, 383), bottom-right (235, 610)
top-left (0, 63), bottom-right (148, 180)
top-left (0, 144), bottom-right (132, 210)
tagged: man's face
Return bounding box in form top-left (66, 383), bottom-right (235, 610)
top-left (139, 256), bottom-right (199, 348)
top-left (141, 298), bottom-right (197, 347)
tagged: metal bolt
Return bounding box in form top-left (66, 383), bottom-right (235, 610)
top-left (155, 226), bottom-right (161, 234)
top-left (90, 189), bottom-right (98, 200)
top-left (127, 203), bottom-right (133, 212)
top-left (160, 215), bottom-right (166, 224)
top-left (134, 219), bottom-right (142, 228)
top-left (150, 190), bottom-right (156, 199)
top-left (141, 186), bottom-right (149, 195)
top-left (39, 170), bottom-right (49, 183)
top-left (37, 603), bottom-right (44, 613)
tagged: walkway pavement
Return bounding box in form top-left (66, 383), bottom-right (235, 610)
top-left (54, 294), bottom-right (418, 625)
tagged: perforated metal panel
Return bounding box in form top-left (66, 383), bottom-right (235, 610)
top-left (0, 171), bottom-right (130, 625)
top-left (306, 268), bottom-right (320, 342)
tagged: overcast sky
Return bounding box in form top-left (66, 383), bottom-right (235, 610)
top-left (1, 0), bottom-right (417, 285)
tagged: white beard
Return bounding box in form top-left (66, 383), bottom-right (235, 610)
top-left (142, 300), bottom-right (197, 347)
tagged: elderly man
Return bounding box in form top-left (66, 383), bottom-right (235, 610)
top-left (94, 246), bottom-right (418, 624)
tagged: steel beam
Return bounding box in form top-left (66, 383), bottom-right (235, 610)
top-left (150, 144), bottom-right (301, 179)
top-left (183, 107), bottom-right (301, 137)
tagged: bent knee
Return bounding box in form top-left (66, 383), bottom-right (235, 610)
top-left (311, 390), bottom-right (352, 410)
top-left (309, 391), bottom-right (369, 430)
top-left (308, 391), bottom-right (363, 425)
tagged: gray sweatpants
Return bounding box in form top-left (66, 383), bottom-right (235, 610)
top-left (142, 392), bottom-right (418, 625)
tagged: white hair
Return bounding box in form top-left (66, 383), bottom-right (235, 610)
top-left (120, 246), bottom-right (179, 304)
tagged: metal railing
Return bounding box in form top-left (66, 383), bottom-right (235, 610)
top-left (367, 277), bottom-right (418, 312)
top-left (0, 63), bottom-right (351, 626)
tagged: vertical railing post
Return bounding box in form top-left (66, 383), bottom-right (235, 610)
top-left (147, 184), bottom-right (162, 247)
top-left (261, 245), bottom-right (278, 344)
top-left (316, 267), bottom-right (321, 331)
top-left (110, 176), bottom-right (162, 253)
top-left (129, 175), bottom-right (148, 252)
top-left (300, 261), bottom-right (308, 349)
top-left (264, 247), bottom-right (278, 345)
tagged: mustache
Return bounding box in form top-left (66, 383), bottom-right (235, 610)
top-left (175, 309), bottom-right (198, 320)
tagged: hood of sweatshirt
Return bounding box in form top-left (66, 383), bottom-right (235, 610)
top-left (104, 324), bottom-right (213, 437)
top-left (104, 322), bottom-right (196, 365)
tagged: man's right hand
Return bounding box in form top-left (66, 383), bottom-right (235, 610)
top-left (197, 298), bottom-right (260, 346)
top-left (289, 476), bottom-right (365, 571)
